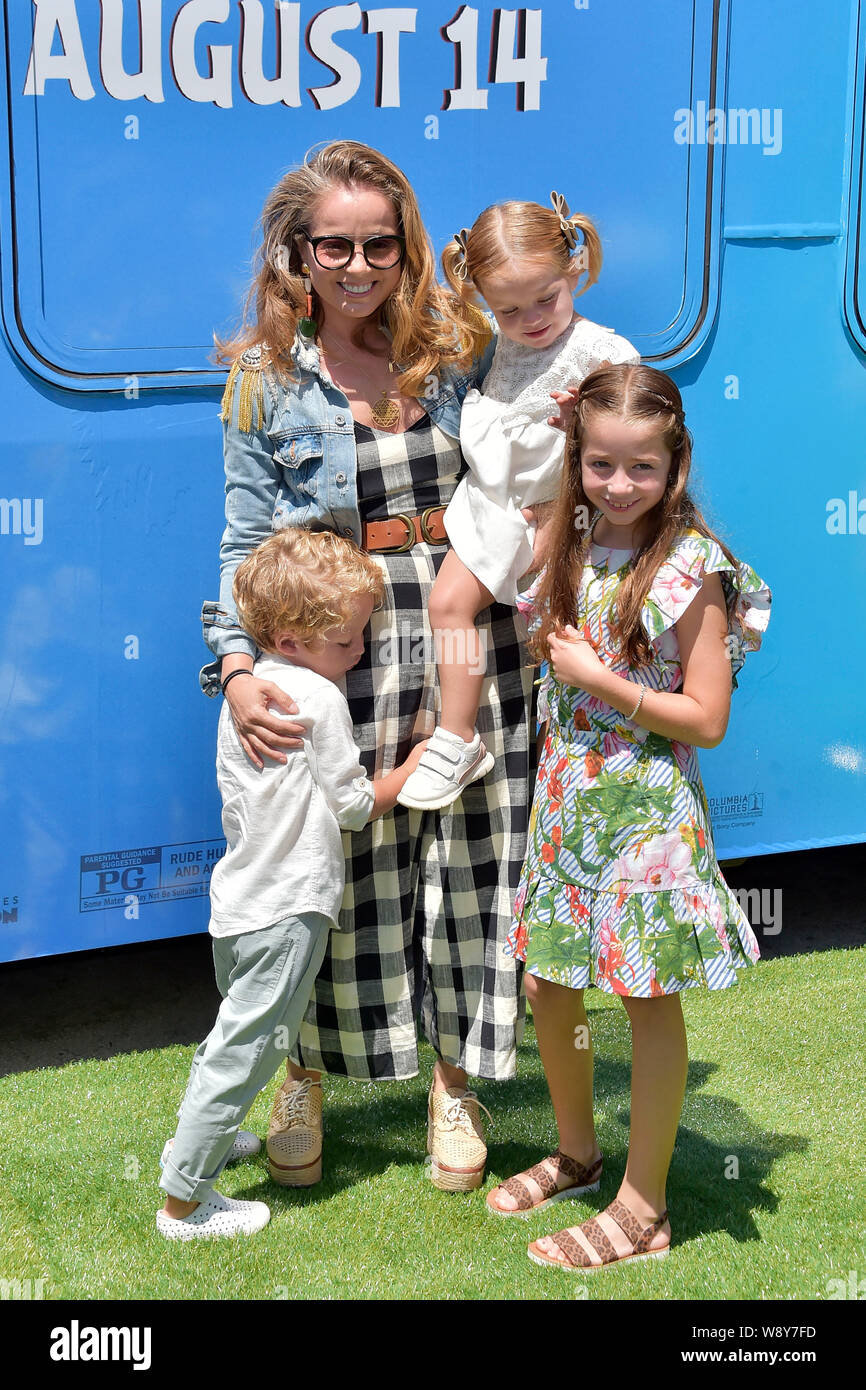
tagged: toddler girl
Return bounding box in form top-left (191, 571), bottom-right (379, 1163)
top-left (398, 193), bottom-right (639, 810)
top-left (487, 364), bottom-right (771, 1270)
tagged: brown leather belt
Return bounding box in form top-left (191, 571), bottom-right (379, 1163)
top-left (362, 506), bottom-right (448, 553)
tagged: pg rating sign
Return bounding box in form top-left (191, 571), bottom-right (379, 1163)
top-left (79, 839), bottom-right (227, 913)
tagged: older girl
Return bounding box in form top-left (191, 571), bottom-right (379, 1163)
top-left (487, 365), bottom-right (771, 1267)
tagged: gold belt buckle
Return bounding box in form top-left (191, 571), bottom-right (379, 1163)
top-left (387, 512), bottom-right (416, 552)
top-left (419, 506), bottom-right (445, 545)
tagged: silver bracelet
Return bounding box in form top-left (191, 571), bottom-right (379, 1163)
top-left (626, 686), bottom-right (645, 720)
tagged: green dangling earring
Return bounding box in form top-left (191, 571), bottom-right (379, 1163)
top-left (298, 266), bottom-right (317, 339)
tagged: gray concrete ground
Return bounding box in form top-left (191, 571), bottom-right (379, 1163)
top-left (0, 844), bottom-right (863, 1077)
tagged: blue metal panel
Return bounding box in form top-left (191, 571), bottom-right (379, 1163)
top-left (0, 0), bottom-right (863, 962)
top-left (1, 0), bottom-right (721, 388)
top-left (844, 0), bottom-right (866, 350)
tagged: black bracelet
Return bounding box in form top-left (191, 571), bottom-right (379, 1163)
top-left (221, 668), bottom-right (255, 696)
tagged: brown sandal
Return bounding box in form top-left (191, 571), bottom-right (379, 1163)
top-left (485, 1150), bottom-right (602, 1218)
top-left (528, 1198), bottom-right (670, 1270)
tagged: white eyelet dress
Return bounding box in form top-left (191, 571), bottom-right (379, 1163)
top-left (292, 412), bottom-right (534, 1080)
top-left (444, 316), bottom-right (640, 606)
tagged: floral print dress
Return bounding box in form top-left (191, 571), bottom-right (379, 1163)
top-left (505, 529), bottom-right (772, 997)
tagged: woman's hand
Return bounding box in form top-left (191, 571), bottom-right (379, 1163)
top-left (547, 626), bottom-right (606, 693)
top-left (224, 674), bottom-right (305, 768)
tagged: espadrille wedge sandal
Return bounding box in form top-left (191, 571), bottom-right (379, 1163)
top-left (267, 1077), bottom-right (322, 1187)
top-left (426, 1087), bottom-right (491, 1192)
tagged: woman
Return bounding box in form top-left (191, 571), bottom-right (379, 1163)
top-left (200, 141), bottom-right (533, 1192)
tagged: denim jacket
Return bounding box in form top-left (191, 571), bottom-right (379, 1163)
top-left (200, 331), bottom-right (492, 696)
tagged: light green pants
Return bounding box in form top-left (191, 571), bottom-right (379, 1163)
top-left (159, 912), bottom-right (330, 1202)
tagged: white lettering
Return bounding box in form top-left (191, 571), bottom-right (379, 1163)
top-left (23, 0), bottom-right (96, 100)
top-left (364, 8), bottom-right (416, 107)
top-left (490, 8), bottom-right (547, 112)
top-left (238, 0), bottom-right (301, 107)
top-left (172, 0), bottom-right (233, 109)
top-left (442, 5), bottom-right (487, 110)
top-left (100, 0), bottom-right (165, 102)
top-left (48, 1322), bottom-right (152, 1371)
top-left (307, 3), bottom-right (362, 111)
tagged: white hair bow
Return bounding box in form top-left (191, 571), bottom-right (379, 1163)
top-left (550, 191), bottom-right (579, 250)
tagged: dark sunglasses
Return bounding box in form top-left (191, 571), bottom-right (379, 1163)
top-left (303, 234), bottom-right (406, 270)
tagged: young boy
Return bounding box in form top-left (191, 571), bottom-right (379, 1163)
top-left (157, 529), bottom-right (426, 1239)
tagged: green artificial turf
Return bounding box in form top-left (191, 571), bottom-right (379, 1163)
top-left (1, 948), bottom-right (863, 1301)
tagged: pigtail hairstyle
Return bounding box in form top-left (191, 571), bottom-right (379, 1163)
top-left (529, 365), bottom-right (740, 669)
top-left (442, 195), bottom-right (603, 304)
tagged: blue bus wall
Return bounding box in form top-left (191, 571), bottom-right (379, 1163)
top-left (1, 0), bottom-right (864, 961)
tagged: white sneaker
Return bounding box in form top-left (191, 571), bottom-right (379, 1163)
top-left (156, 1189), bottom-right (270, 1241)
top-left (160, 1130), bottom-right (261, 1171)
top-left (397, 727), bottom-right (494, 810)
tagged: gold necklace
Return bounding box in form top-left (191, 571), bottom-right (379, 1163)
top-left (317, 338), bottom-right (401, 432)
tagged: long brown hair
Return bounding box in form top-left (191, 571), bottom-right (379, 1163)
top-left (216, 141), bottom-right (490, 397)
top-left (441, 198), bottom-right (602, 304)
top-left (530, 365), bottom-right (739, 668)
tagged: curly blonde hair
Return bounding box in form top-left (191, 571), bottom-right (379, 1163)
top-left (217, 140), bottom-right (491, 397)
top-left (233, 528), bottom-right (385, 653)
top-left (442, 198), bottom-right (602, 305)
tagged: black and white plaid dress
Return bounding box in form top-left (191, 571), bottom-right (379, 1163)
top-left (294, 413), bottom-right (533, 1080)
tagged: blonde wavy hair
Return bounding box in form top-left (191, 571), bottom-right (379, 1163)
top-left (233, 528), bottom-right (385, 653)
top-left (530, 365), bottom-right (739, 669)
top-left (442, 197), bottom-right (602, 304)
top-left (216, 141), bottom-right (491, 397)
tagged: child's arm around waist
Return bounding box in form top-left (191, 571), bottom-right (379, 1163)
top-left (307, 687), bottom-right (429, 823)
top-left (547, 572), bottom-right (731, 749)
top-left (368, 741), bottom-right (429, 818)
